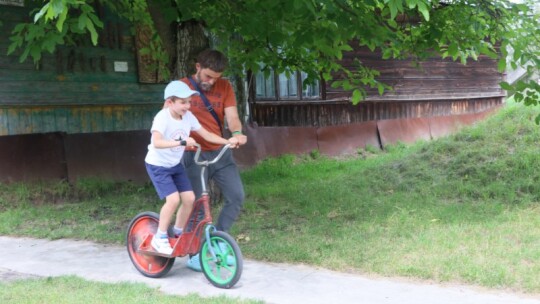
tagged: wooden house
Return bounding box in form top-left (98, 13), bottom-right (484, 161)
top-left (0, 2), bottom-right (504, 182)
top-left (0, 2), bottom-right (163, 182)
top-left (234, 44), bottom-right (504, 167)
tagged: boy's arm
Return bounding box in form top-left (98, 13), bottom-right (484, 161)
top-left (151, 131), bottom-right (183, 148)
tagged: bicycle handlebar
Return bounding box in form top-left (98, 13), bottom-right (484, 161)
top-left (193, 143), bottom-right (231, 167)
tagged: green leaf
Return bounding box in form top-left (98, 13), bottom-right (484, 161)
top-left (30, 46), bottom-right (42, 63)
top-left (56, 9), bottom-right (68, 32)
top-left (85, 18), bottom-right (99, 45)
top-left (340, 44), bottom-right (353, 52)
top-left (382, 48), bottom-right (393, 60)
top-left (34, 3), bottom-right (50, 23)
top-left (19, 47), bottom-right (30, 63)
top-left (497, 59), bottom-right (506, 72)
top-left (417, 2), bottom-right (430, 21)
top-left (7, 41), bottom-right (19, 55)
top-left (515, 80), bottom-right (527, 91)
top-left (377, 83), bottom-right (385, 95)
top-left (447, 43), bottom-right (458, 58)
top-left (387, 19), bottom-right (398, 29)
top-left (481, 47), bottom-right (498, 60)
top-left (88, 13), bottom-right (104, 29)
top-left (389, 2), bottom-right (398, 20)
top-left (78, 14), bottom-right (89, 31)
top-left (352, 89), bottom-right (363, 103)
top-left (499, 82), bottom-right (513, 91)
top-left (513, 48), bottom-right (522, 62)
top-left (51, 0), bottom-right (65, 17)
top-left (45, 4), bottom-right (57, 21)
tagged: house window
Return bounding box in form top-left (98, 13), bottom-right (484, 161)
top-left (255, 70), bottom-right (320, 101)
top-left (256, 70), bottom-right (276, 99)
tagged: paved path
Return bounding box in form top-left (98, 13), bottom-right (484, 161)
top-left (1, 236), bottom-right (539, 304)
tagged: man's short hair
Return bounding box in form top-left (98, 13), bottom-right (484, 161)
top-left (197, 49), bottom-right (228, 73)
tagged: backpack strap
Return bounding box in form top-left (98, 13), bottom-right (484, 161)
top-left (188, 77), bottom-right (223, 135)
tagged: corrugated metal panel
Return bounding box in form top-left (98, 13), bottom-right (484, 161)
top-left (0, 108), bottom-right (502, 182)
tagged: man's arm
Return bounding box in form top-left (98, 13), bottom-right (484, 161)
top-left (195, 127), bottom-right (239, 147)
top-left (225, 106), bottom-right (247, 145)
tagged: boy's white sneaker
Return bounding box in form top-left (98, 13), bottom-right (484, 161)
top-left (151, 236), bottom-right (173, 255)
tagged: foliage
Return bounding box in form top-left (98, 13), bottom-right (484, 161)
top-left (6, 0), bottom-right (540, 105)
top-left (496, 1), bottom-right (540, 118)
top-left (7, 0), bottom-right (103, 64)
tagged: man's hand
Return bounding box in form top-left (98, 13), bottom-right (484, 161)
top-left (228, 137), bottom-right (240, 148)
top-left (233, 133), bottom-right (247, 146)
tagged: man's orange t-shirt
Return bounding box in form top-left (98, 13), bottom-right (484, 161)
top-left (181, 77), bottom-right (237, 151)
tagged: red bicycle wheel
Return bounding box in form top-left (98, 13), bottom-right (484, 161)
top-left (126, 211), bottom-right (175, 278)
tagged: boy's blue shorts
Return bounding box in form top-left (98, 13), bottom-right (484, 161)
top-left (145, 162), bottom-right (193, 200)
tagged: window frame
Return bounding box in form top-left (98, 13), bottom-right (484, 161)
top-left (253, 69), bottom-right (322, 101)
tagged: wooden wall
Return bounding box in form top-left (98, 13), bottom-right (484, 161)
top-left (0, 4), bottom-right (164, 136)
top-left (328, 46), bottom-right (504, 101)
top-left (251, 97), bottom-right (502, 127)
top-left (250, 46), bottom-right (504, 127)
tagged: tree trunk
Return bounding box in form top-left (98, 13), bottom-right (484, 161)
top-left (174, 20), bottom-right (209, 79)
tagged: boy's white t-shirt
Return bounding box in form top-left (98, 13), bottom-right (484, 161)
top-left (145, 108), bottom-right (202, 168)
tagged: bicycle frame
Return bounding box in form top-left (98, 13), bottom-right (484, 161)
top-left (127, 144), bottom-right (242, 287)
top-left (169, 193), bottom-right (212, 257)
top-left (136, 144), bottom-right (231, 258)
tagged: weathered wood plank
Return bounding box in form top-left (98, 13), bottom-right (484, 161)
top-left (0, 104), bottom-right (159, 135)
top-left (251, 97), bottom-right (503, 127)
top-left (0, 108), bottom-right (8, 135)
top-left (0, 69), bottom-right (139, 83)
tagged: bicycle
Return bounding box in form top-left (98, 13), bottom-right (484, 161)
top-left (126, 143), bottom-right (243, 289)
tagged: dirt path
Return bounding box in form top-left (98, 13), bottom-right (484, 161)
top-left (1, 236), bottom-right (539, 304)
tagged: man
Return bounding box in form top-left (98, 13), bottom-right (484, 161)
top-left (180, 49), bottom-right (247, 271)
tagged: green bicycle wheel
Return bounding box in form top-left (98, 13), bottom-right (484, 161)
top-left (200, 231), bottom-right (243, 288)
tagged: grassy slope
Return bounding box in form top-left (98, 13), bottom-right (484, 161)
top-left (1, 102), bottom-right (540, 292)
top-left (236, 102), bottom-right (540, 292)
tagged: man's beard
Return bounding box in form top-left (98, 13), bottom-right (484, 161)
top-left (196, 73), bottom-right (213, 91)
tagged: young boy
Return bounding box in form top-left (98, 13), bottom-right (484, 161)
top-left (145, 80), bottom-right (239, 255)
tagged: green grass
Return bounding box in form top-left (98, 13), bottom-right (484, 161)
top-left (2, 101), bottom-right (540, 294)
top-left (0, 276), bottom-right (261, 304)
top-left (239, 101), bottom-right (540, 292)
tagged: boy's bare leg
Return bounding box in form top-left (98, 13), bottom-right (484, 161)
top-left (159, 192), bottom-right (181, 232)
top-left (174, 191), bottom-right (196, 230)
